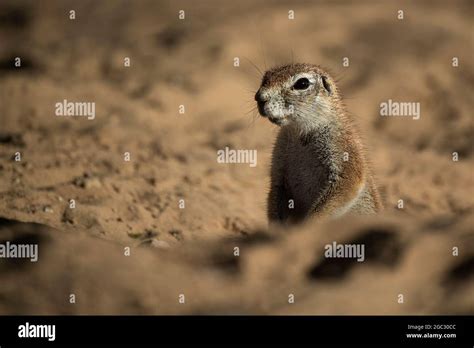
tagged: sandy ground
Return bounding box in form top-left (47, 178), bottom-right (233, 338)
top-left (0, 0), bottom-right (473, 314)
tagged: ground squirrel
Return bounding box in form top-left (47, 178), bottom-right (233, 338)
top-left (255, 63), bottom-right (382, 224)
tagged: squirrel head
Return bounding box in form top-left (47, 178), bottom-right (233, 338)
top-left (255, 63), bottom-right (340, 131)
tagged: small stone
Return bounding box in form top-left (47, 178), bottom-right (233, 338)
top-left (72, 174), bottom-right (102, 189)
top-left (151, 239), bottom-right (170, 249)
top-left (127, 230), bottom-right (142, 238)
top-left (43, 206), bottom-right (53, 213)
top-left (85, 178), bottom-right (102, 189)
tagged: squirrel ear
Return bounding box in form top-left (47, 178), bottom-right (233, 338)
top-left (321, 75), bottom-right (332, 95)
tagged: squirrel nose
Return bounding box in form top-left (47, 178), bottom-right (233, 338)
top-left (255, 90), bottom-right (266, 103)
top-left (255, 90), bottom-right (268, 117)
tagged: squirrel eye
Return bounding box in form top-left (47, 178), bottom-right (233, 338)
top-left (293, 77), bottom-right (310, 90)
